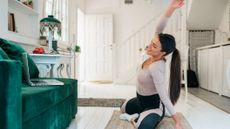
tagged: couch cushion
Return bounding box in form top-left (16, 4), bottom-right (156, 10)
top-left (0, 38), bottom-right (39, 79)
top-left (0, 47), bottom-right (10, 59)
top-left (21, 78), bottom-right (77, 122)
top-left (0, 55), bottom-right (2, 60)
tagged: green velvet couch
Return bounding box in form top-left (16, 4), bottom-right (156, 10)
top-left (0, 38), bottom-right (78, 129)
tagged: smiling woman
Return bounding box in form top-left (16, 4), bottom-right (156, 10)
top-left (120, 0), bottom-right (184, 129)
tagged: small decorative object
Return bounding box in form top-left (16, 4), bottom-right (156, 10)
top-left (125, 0), bottom-right (133, 4)
top-left (28, 0), bottom-right (33, 8)
top-left (39, 36), bottom-right (47, 46)
top-left (22, 1), bottom-right (27, 5)
top-left (40, 15), bottom-right (61, 54)
top-left (228, 37), bottom-right (230, 41)
top-left (74, 45), bottom-right (81, 53)
top-left (33, 47), bottom-right (45, 54)
top-left (22, 0), bottom-right (33, 8)
top-left (139, 48), bottom-right (143, 52)
top-left (52, 40), bottom-right (58, 52)
top-left (8, 13), bottom-right (16, 32)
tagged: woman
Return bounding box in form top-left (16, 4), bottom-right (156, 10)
top-left (120, 0), bottom-right (184, 129)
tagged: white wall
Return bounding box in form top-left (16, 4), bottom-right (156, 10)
top-left (215, 0), bottom-right (230, 44)
top-left (0, 0), bottom-right (9, 37)
top-left (67, 0), bottom-right (86, 80)
top-left (0, 0), bottom-right (42, 45)
top-left (77, 9), bottom-right (85, 82)
top-left (69, 0), bottom-right (77, 44)
top-left (84, 0), bottom-right (169, 45)
top-left (76, 0), bottom-right (85, 12)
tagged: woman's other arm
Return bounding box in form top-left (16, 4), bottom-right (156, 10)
top-left (150, 61), bottom-right (183, 129)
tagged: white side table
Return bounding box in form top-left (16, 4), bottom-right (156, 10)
top-left (30, 54), bottom-right (73, 78)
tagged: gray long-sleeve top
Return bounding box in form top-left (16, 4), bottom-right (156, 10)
top-left (136, 16), bottom-right (176, 116)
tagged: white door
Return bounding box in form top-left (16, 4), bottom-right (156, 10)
top-left (222, 46), bottom-right (230, 97)
top-left (85, 15), bottom-right (113, 81)
top-left (208, 47), bottom-right (222, 94)
top-left (198, 49), bottom-right (209, 89)
top-left (198, 49), bottom-right (209, 90)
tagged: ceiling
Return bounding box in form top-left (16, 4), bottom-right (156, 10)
top-left (187, 0), bottom-right (229, 29)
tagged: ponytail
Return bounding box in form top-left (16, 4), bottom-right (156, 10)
top-left (158, 33), bottom-right (181, 104)
top-left (169, 49), bottom-right (181, 105)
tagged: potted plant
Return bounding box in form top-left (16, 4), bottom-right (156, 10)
top-left (73, 45), bottom-right (81, 57)
top-left (22, 0), bottom-right (33, 8)
top-left (74, 45), bottom-right (81, 53)
top-left (27, 0), bottom-right (33, 8)
top-left (67, 44), bottom-right (81, 56)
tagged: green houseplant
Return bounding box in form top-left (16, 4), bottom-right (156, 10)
top-left (74, 45), bottom-right (81, 53)
top-left (22, 0), bottom-right (33, 8)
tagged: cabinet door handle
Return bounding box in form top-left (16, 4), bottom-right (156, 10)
top-left (227, 61), bottom-right (230, 89)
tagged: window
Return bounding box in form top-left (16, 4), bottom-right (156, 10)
top-left (44, 0), bottom-right (69, 42)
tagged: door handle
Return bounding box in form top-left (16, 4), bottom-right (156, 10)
top-left (107, 44), bottom-right (113, 50)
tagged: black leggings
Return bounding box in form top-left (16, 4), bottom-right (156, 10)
top-left (121, 93), bottom-right (165, 129)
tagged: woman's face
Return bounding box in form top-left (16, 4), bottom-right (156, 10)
top-left (146, 36), bottom-right (165, 58)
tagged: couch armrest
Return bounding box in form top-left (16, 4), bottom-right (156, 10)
top-left (0, 60), bottom-right (22, 129)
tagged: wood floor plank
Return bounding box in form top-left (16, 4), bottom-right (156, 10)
top-left (96, 108), bottom-right (116, 129)
top-left (77, 107), bottom-right (97, 129)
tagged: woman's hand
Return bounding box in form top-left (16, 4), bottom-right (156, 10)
top-left (172, 113), bottom-right (184, 129)
top-left (164, 0), bottom-right (184, 17)
top-left (155, 0), bottom-right (184, 33)
top-left (170, 0), bottom-right (184, 9)
top-left (175, 122), bottom-right (183, 129)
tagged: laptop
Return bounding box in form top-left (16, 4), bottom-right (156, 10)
top-left (22, 53), bottom-right (64, 86)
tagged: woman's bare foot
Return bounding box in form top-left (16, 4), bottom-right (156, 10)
top-left (120, 113), bottom-right (139, 122)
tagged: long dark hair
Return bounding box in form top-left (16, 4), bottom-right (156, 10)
top-left (169, 49), bottom-right (181, 105)
top-left (159, 33), bottom-right (181, 105)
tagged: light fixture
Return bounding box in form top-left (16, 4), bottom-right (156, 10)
top-left (125, 0), bottom-right (133, 4)
top-left (40, 15), bottom-right (61, 53)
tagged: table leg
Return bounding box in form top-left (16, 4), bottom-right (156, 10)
top-left (57, 64), bottom-right (64, 78)
top-left (37, 64), bottom-right (51, 77)
top-left (66, 64), bottom-right (71, 78)
top-left (50, 64), bottom-right (55, 77)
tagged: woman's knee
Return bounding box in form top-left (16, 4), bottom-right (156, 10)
top-left (137, 113), bottom-right (161, 129)
top-left (121, 97), bottom-right (142, 114)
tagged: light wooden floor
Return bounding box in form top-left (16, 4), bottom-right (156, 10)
top-left (67, 82), bottom-right (230, 129)
top-left (188, 88), bottom-right (230, 114)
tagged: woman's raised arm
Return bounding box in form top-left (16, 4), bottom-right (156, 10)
top-left (155, 0), bottom-right (184, 34)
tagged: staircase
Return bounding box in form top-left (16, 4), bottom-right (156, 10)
top-left (115, 10), bottom-right (183, 84)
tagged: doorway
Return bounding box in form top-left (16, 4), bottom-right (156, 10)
top-left (77, 13), bottom-right (113, 82)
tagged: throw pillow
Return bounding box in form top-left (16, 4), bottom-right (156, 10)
top-left (0, 38), bottom-right (39, 79)
top-left (0, 47), bottom-right (10, 59)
